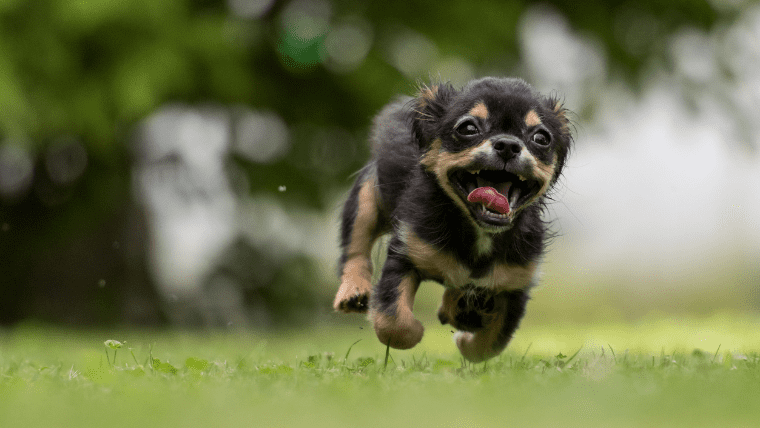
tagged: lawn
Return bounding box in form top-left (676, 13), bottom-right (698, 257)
top-left (2, 313), bottom-right (760, 428)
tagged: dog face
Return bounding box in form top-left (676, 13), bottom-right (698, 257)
top-left (414, 77), bottom-right (571, 233)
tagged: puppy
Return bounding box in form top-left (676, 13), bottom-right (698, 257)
top-left (333, 77), bottom-right (572, 362)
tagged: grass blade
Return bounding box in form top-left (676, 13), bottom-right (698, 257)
top-left (343, 339), bottom-right (362, 363)
top-left (712, 344), bottom-right (722, 363)
top-left (383, 342), bottom-right (391, 370)
top-left (565, 345), bottom-right (583, 367)
top-left (520, 343), bottom-right (533, 364)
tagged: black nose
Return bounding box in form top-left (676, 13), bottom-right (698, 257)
top-left (492, 137), bottom-right (523, 160)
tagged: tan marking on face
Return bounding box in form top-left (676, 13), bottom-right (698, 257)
top-left (421, 138), bottom-right (486, 229)
top-left (531, 153), bottom-right (557, 198)
top-left (469, 102), bottom-right (489, 120)
top-left (524, 109), bottom-right (541, 127)
top-left (420, 138), bottom-right (442, 170)
top-left (371, 275), bottom-right (424, 349)
top-left (504, 151), bottom-right (556, 216)
top-left (334, 173), bottom-right (382, 312)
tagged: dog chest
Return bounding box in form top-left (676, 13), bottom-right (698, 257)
top-left (402, 227), bottom-right (537, 291)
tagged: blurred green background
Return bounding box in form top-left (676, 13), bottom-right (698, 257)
top-left (0, 0), bottom-right (758, 328)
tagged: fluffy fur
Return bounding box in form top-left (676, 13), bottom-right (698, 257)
top-left (334, 77), bottom-right (572, 362)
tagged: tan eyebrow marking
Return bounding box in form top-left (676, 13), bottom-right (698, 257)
top-left (469, 102), bottom-right (489, 120)
top-left (524, 110), bottom-right (541, 127)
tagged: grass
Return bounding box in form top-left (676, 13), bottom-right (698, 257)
top-left (2, 314), bottom-right (760, 428)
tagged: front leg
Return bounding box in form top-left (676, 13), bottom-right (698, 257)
top-left (370, 239), bottom-right (424, 350)
top-left (334, 166), bottom-right (386, 313)
top-left (442, 289), bottom-right (529, 362)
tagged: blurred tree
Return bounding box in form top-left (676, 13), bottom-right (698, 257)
top-left (0, 0), bottom-right (729, 325)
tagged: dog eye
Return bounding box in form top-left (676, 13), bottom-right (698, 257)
top-left (531, 131), bottom-right (550, 146)
top-left (455, 121), bottom-right (480, 136)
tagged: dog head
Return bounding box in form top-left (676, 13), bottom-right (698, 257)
top-left (413, 77), bottom-right (572, 233)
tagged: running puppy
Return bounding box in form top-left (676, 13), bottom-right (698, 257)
top-left (334, 77), bottom-right (572, 362)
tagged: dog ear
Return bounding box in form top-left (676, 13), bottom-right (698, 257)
top-left (543, 95), bottom-right (572, 141)
top-left (411, 82), bottom-right (456, 148)
top-left (542, 95), bottom-right (574, 180)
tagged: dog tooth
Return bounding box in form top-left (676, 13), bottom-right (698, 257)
top-left (509, 189), bottom-right (520, 208)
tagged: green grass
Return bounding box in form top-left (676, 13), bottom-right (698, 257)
top-left (2, 314), bottom-right (760, 428)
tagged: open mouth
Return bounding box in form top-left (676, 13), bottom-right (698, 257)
top-left (450, 168), bottom-right (541, 227)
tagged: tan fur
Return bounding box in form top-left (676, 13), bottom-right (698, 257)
top-left (524, 109), bottom-right (541, 127)
top-left (455, 318), bottom-right (504, 362)
top-left (334, 175), bottom-right (382, 312)
top-left (469, 102), bottom-right (489, 120)
top-left (420, 139), bottom-right (483, 230)
top-left (421, 136), bottom-right (560, 235)
top-left (371, 275), bottom-right (424, 349)
top-left (406, 230), bottom-right (537, 291)
top-left (406, 231), bottom-right (470, 286)
top-left (418, 84), bottom-right (439, 102)
top-left (438, 289), bottom-right (513, 362)
top-left (482, 262), bottom-right (538, 290)
top-left (553, 101), bottom-right (570, 134)
top-left (518, 153), bottom-right (557, 211)
top-left (437, 287), bottom-right (464, 326)
top-left (333, 257), bottom-right (373, 311)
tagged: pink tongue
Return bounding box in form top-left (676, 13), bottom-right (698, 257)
top-left (467, 187), bottom-right (510, 214)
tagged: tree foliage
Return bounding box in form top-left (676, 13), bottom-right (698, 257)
top-left (0, 0), bottom-right (728, 325)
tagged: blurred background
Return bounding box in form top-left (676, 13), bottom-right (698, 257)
top-left (0, 0), bottom-right (758, 329)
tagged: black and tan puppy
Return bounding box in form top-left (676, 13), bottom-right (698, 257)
top-left (334, 77), bottom-right (572, 362)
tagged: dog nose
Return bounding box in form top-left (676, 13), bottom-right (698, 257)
top-left (492, 137), bottom-right (523, 160)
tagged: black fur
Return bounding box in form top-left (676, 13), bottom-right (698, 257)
top-left (335, 77), bottom-right (572, 361)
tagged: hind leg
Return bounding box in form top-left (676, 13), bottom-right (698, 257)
top-left (334, 166), bottom-right (386, 313)
top-left (437, 286), bottom-right (496, 332)
top-left (439, 289), bottom-right (529, 362)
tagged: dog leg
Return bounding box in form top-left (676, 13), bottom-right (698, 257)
top-left (453, 290), bottom-right (528, 362)
top-left (370, 241), bottom-right (424, 349)
top-left (334, 167), bottom-right (384, 313)
top-left (437, 286), bottom-right (496, 332)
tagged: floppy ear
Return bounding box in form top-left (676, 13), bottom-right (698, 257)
top-left (411, 82), bottom-right (456, 148)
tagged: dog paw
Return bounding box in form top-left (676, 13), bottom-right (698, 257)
top-left (333, 279), bottom-right (372, 313)
top-left (372, 311), bottom-right (424, 350)
top-left (334, 292), bottom-right (370, 313)
top-left (454, 331), bottom-right (497, 363)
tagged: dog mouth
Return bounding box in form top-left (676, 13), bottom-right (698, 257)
top-left (450, 168), bottom-right (541, 227)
